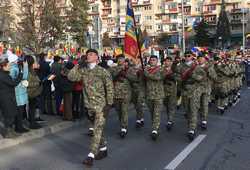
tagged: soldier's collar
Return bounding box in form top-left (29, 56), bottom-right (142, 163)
top-left (88, 63), bottom-right (97, 70)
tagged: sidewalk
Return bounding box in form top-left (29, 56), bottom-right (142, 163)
top-left (0, 115), bottom-right (85, 150)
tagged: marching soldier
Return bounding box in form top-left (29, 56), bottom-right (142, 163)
top-left (163, 57), bottom-right (177, 131)
top-left (127, 61), bottom-right (145, 128)
top-left (67, 49), bottom-right (114, 166)
top-left (109, 55), bottom-right (131, 138)
top-left (198, 55), bottom-right (217, 130)
top-left (144, 55), bottom-right (164, 140)
top-left (181, 51), bottom-right (206, 141)
top-left (214, 54), bottom-right (231, 114)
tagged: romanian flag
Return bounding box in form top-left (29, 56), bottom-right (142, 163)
top-left (124, 0), bottom-right (139, 63)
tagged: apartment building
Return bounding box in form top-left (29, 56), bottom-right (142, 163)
top-left (87, 0), bottom-right (250, 47)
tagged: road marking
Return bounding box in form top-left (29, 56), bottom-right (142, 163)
top-left (164, 135), bottom-right (206, 170)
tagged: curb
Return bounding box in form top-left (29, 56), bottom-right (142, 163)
top-left (0, 120), bottom-right (84, 151)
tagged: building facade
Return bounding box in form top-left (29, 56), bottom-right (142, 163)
top-left (87, 0), bottom-right (250, 47)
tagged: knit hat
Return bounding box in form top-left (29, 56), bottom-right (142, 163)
top-left (7, 50), bottom-right (18, 63)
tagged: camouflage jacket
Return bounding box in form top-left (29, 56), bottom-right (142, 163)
top-left (214, 62), bottom-right (231, 83)
top-left (144, 65), bottom-right (165, 100)
top-left (126, 66), bottom-right (145, 97)
top-left (162, 65), bottom-right (177, 97)
top-left (181, 62), bottom-right (207, 97)
top-left (199, 63), bottom-right (217, 94)
top-left (68, 65), bottom-right (114, 113)
top-left (109, 66), bottom-right (131, 100)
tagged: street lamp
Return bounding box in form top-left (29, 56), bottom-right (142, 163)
top-left (181, 0), bottom-right (185, 54)
top-left (242, 8), bottom-right (248, 54)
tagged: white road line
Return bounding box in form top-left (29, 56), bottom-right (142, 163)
top-left (164, 135), bottom-right (207, 170)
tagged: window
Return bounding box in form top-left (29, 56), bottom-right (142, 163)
top-left (169, 2), bottom-right (177, 9)
top-left (135, 15), bottom-right (141, 23)
top-left (145, 16), bottom-right (152, 20)
top-left (92, 6), bottom-right (98, 12)
top-left (144, 6), bottom-right (152, 10)
top-left (145, 25), bottom-right (152, 30)
top-left (170, 14), bottom-right (177, 19)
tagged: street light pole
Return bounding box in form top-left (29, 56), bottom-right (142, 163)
top-left (242, 8), bottom-right (246, 54)
top-left (181, 0), bottom-right (186, 53)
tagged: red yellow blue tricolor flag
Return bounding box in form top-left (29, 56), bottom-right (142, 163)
top-left (124, 0), bottom-right (140, 63)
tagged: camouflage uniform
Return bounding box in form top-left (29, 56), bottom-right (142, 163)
top-left (144, 66), bottom-right (165, 132)
top-left (200, 62), bottom-right (217, 122)
top-left (163, 65), bottom-right (177, 123)
top-left (214, 61), bottom-right (231, 111)
top-left (228, 60), bottom-right (237, 105)
top-left (127, 66), bottom-right (145, 123)
top-left (172, 61), bottom-right (183, 108)
top-left (181, 62), bottom-right (206, 131)
top-left (109, 66), bottom-right (131, 130)
top-left (68, 65), bottom-right (114, 156)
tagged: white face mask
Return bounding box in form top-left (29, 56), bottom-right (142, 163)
top-left (200, 63), bottom-right (206, 67)
top-left (88, 63), bottom-right (97, 69)
top-left (186, 60), bottom-right (193, 66)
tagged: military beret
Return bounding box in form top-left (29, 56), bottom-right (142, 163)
top-left (164, 57), bottom-right (173, 61)
top-left (86, 49), bottom-right (98, 56)
top-left (150, 55), bottom-right (158, 59)
top-left (184, 51), bottom-right (193, 57)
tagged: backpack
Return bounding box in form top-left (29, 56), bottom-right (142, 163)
top-left (27, 70), bottom-right (43, 98)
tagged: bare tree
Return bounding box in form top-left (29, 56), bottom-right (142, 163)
top-left (0, 0), bottom-right (14, 41)
top-left (15, 0), bottom-right (64, 52)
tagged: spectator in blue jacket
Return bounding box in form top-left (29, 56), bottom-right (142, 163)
top-left (8, 51), bottom-right (30, 133)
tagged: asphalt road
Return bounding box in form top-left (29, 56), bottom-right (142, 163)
top-left (0, 87), bottom-right (250, 170)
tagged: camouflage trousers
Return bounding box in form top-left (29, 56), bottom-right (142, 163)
top-left (147, 99), bottom-right (163, 131)
top-left (114, 99), bottom-right (129, 129)
top-left (182, 90), bottom-right (201, 131)
top-left (199, 92), bottom-right (209, 122)
top-left (214, 82), bottom-right (229, 109)
top-left (131, 91), bottom-right (144, 121)
top-left (164, 95), bottom-right (177, 123)
top-left (88, 109), bottom-right (107, 155)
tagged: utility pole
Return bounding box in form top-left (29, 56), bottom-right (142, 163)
top-left (242, 8), bottom-right (246, 54)
top-left (181, 0), bottom-right (185, 53)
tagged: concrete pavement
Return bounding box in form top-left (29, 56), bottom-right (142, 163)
top-left (0, 87), bottom-right (250, 170)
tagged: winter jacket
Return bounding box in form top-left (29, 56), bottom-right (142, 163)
top-left (9, 63), bottom-right (29, 106)
top-left (0, 69), bottom-right (23, 117)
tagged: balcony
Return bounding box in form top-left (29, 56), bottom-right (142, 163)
top-left (231, 19), bottom-right (242, 25)
top-left (88, 0), bottom-right (96, 4)
top-left (132, 0), bottom-right (152, 6)
top-left (230, 8), bottom-right (243, 14)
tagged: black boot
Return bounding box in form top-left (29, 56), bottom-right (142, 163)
top-left (82, 157), bottom-right (94, 166)
top-left (120, 129), bottom-right (127, 139)
top-left (166, 121), bottom-right (174, 131)
top-left (151, 131), bottom-right (159, 141)
top-left (95, 150), bottom-right (108, 160)
top-left (15, 127), bottom-right (30, 133)
top-left (201, 121), bottom-right (207, 130)
top-left (187, 130), bottom-right (196, 141)
top-left (218, 108), bottom-right (225, 115)
top-left (3, 128), bottom-right (20, 138)
top-left (87, 128), bottom-right (94, 137)
top-left (29, 123), bottom-right (42, 130)
top-left (135, 120), bottom-right (143, 129)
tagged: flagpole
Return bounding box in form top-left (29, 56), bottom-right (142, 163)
top-left (130, 0), bottom-right (145, 71)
